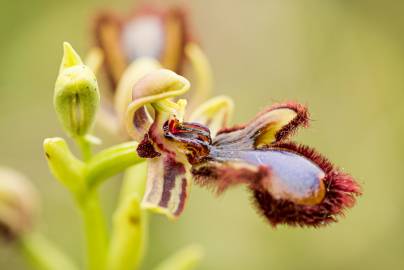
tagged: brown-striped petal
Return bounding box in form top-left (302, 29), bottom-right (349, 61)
top-left (138, 111), bottom-right (193, 218)
top-left (213, 102), bottom-right (309, 150)
top-left (142, 154), bottom-right (191, 218)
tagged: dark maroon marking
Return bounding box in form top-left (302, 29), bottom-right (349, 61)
top-left (163, 119), bottom-right (212, 164)
top-left (133, 107), bottom-right (149, 130)
top-left (252, 142), bottom-right (361, 227)
top-left (165, 119), bottom-right (211, 143)
top-left (145, 119), bottom-right (176, 156)
top-left (136, 134), bottom-right (161, 158)
top-left (159, 155), bottom-right (186, 207)
top-left (174, 177), bottom-right (188, 216)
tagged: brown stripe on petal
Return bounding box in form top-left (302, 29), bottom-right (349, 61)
top-left (133, 107), bottom-right (149, 129)
top-left (159, 155), bottom-right (186, 207)
top-left (174, 177), bottom-right (188, 216)
top-left (132, 106), bottom-right (153, 139)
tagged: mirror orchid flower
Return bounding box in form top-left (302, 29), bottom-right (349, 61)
top-left (92, 4), bottom-right (212, 137)
top-left (125, 69), bottom-right (361, 227)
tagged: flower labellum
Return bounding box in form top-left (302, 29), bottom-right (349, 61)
top-left (192, 103), bottom-right (361, 227)
top-left (126, 70), bottom-right (361, 227)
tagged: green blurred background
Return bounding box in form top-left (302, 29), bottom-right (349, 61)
top-left (1, 0), bottom-right (403, 269)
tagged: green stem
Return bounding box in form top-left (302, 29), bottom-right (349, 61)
top-left (73, 136), bottom-right (108, 270)
top-left (86, 141), bottom-right (143, 187)
top-left (44, 138), bottom-right (145, 270)
top-left (107, 163), bottom-right (148, 270)
top-left (19, 233), bottom-right (78, 270)
top-left (75, 136), bottom-right (92, 162)
top-left (78, 191), bottom-right (108, 270)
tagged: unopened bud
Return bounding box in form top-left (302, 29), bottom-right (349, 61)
top-left (54, 42), bottom-right (100, 138)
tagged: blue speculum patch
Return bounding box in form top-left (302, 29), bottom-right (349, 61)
top-left (211, 148), bottom-right (325, 200)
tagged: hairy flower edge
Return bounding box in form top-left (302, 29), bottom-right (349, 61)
top-left (252, 142), bottom-right (362, 227)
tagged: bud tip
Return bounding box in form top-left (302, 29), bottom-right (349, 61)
top-left (61, 42), bottom-right (83, 71)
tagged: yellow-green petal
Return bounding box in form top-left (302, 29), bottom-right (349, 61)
top-left (189, 95), bottom-right (234, 137)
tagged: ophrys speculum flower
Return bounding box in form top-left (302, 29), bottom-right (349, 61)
top-left (126, 69), bottom-right (361, 227)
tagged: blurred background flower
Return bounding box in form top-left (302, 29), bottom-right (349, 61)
top-left (0, 167), bottom-right (38, 241)
top-left (0, 0), bottom-right (403, 269)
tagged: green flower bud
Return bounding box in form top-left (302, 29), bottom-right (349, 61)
top-left (0, 167), bottom-right (39, 241)
top-left (54, 42), bottom-right (100, 138)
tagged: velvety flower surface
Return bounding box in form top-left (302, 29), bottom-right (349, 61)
top-left (126, 69), bottom-right (361, 227)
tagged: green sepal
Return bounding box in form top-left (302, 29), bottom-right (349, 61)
top-left (43, 137), bottom-right (85, 196)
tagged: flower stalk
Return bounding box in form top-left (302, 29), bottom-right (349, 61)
top-left (107, 163), bottom-right (148, 270)
top-left (79, 191), bottom-right (108, 270)
top-left (45, 43), bottom-right (149, 270)
top-left (44, 137), bottom-right (145, 270)
top-left (19, 234), bottom-right (78, 270)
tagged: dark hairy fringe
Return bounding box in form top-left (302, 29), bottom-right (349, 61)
top-left (253, 141), bottom-right (362, 227)
top-left (269, 102), bottom-right (310, 142)
top-left (216, 101), bottom-right (310, 142)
